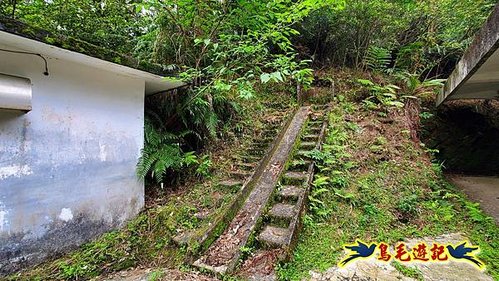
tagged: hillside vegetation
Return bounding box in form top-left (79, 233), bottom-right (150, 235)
top-left (2, 0), bottom-right (496, 189)
top-left (2, 1), bottom-right (499, 280)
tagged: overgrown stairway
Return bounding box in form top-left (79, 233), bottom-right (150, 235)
top-left (174, 109), bottom-right (291, 246)
top-left (192, 105), bottom-right (330, 277)
top-left (223, 110), bottom-right (291, 186)
top-left (257, 108), bottom-right (328, 251)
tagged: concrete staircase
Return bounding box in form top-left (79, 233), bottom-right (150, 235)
top-left (173, 110), bottom-right (291, 247)
top-left (222, 111), bottom-right (290, 187)
top-left (257, 107), bottom-right (328, 254)
top-left (192, 105), bottom-right (329, 277)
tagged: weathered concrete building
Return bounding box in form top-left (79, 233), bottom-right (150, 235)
top-left (0, 19), bottom-right (182, 274)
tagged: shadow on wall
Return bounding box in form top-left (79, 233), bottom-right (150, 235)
top-left (0, 110), bottom-right (26, 121)
top-left (422, 99), bottom-right (499, 175)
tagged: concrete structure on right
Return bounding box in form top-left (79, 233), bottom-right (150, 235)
top-left (437, 4), bottom-right (499, 106)
top-left (435, 3), bottom-right (499, 227)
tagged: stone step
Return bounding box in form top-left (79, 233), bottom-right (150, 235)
top-left (263, 128), bottom-right (279, 134)
top-left (237, 162), bottom-right (257, 170)
top-left (268, 203), bottom-right (296, 220)
top-left (310, 114), bottom-right (325, 121)
top-left (218, 179), bottom-right (243, 188)
top-left (247, 148), bottom-right (266, 155)
top-left (258, 226), bottom-right (290, 247)
top-left (240, 106), bottom-right (329, 279)
top-left (283, 171), bottom-right (308, 182)
top-left (300, 141), bottom-right (317, 149)
top-left (307, 126), bottom-right (322, 133)
top-left (295, 150), bottom-right (312, 158)
top-left (241, 155), bottom-right (261, 162)
top-left (253, 140), bottom-right (273, 147)
top-left (193, 107), bottom-right (311, 275)
top-left (288, 160), bottom-right (312, 171)
top-left (278, 186), bottom-right (305, 200)
top-left (260, 136), bottom-right (275, 142)
top-left (252, 141), bottom-right (271, 148)
top-left (259, 175), bottom-right (308, 249)
top-left (309, 122), bottom-right (322, 128)
top-left (262, 133), bottom-right (278, 139)
top-left (308, 120), bottom-right (323, 125)
top-left (302, 134), bottom-right (319, 141)
top-left (231, 171), bottom-right (252, 179)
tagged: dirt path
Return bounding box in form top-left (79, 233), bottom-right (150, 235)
top-left (447, 175), bottom-right (499, 224)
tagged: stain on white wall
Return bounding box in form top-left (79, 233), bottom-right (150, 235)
top-left (58, 208), bottom-right (73, 222)
top-left (0, 202), bottom-right (8, 233)
top-left (0, 164), bottom-right (32, 180)
top-left (0, 42), bottom-right (145, 274)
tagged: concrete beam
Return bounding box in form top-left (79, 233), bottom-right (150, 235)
top-left (437, 4), bottom-right (499, 106)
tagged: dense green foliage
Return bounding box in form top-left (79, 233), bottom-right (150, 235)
top-left (296, 0), bottom-right (496, 76)
top-left (131, 0), bottom-right (344, 185)
top-left (1, 0), bottom-right (147, 54)
top-left (2, 0), bottom-right (496, 186)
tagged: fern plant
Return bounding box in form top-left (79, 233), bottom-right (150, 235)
top-left (364, 46), bottom-right (392, 72)
top-left (357, 79), bottom-right (404, 110)
top-left (395, 72), bottom-right (445, 97)
top-left (137, 119), bottom-right (196, 184)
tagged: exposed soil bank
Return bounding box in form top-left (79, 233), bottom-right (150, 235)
top-left (422, 100), bottom-right (499, 175)
top-left (447, 175), bottom-right (499, 224)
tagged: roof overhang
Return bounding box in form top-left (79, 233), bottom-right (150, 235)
top-left (0, 31), bottom-right (185, 95)
top-left (437, 4), bottom-right (499, 106)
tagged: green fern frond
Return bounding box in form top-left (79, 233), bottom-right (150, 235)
top-left (364, 46), bottom-right (392, 72)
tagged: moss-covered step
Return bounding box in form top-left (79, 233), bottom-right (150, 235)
top-left (258, 226), bottom-right (290, 247)
top-left (268, 203), bottom-right (296, 220)
top-left (302, 134), bottom-right (320, 141)
top-left (230, 171), bottom-right (252, 179)
top-left (237, 162), bottom-right (257, 171)
top-left (242, 104), bottom-right (331, 280)
top-left (277, 186), bottom-right (305, 201)
top-left (300, 141), bottom-right (317, 149)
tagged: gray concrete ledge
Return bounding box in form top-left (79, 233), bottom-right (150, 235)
top-left (437, 4), bottom-right (499, 106)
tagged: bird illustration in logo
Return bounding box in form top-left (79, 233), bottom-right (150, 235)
top-left (446, 242), bottom-right (484, 268)
top-left (339, 240), bottom-right (377, 266)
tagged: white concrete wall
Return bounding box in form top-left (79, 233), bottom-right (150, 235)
top-left (0, 43), bottom-right (145, 274)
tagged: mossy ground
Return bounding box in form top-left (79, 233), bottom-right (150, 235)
top-left (276, 71), bottom-right (499, 280)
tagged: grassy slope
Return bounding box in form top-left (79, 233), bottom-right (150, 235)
top-left (277, 78), bottom-right (499, 280)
